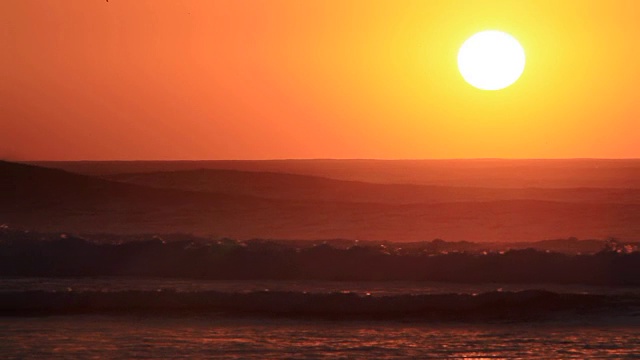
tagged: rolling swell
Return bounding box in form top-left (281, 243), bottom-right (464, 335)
top-left (1, 290), bottom-right (638, 321)
top-left (1, 231), bottom-right (640, 285)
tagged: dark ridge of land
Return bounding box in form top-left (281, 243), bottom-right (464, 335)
top-left (3, 161), bottom-right (640, 241)
top-left (33, 159), bottom-right (640, 188)
top-left (0, 160), bottom-right (273, 208)
top-left (0, 230), bottom-right (639, 285)
top-left (105, 168), bottom-right (640, 204)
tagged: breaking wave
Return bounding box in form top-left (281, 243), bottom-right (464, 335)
top-left (2, 289), bottom-right (639, 321)
top-left (1, 232), bottom-right (640, 285)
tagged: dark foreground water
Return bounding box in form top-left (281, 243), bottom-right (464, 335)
top-left (2, 278), bottom-right (640, 358)
top-left (2, 316), bottom-right (640, 359)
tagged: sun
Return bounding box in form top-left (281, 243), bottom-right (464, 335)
top-left (457, 30), bottom-right (525, 90)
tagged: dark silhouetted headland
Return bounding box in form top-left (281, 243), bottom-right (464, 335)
top-left (3, 160), bottom-right (640, 241)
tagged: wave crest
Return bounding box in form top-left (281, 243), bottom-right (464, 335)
top-left (2, 290), bottom-right (638, 321)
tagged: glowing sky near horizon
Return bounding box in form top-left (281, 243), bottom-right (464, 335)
top-left (1, 0), bottom-right (640, 160)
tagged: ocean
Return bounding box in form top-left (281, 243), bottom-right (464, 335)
top-left (2, 315), bottom-right (639, 359)
top-left (1, 278), bottom-right (640, 358)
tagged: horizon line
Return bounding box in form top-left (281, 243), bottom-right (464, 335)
top-left (21, 157), bottom-right (640, 162)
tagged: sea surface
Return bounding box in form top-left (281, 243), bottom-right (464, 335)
top-left (4, 277), bottom-right (640, 295)
top-left (1, 278), bottom-right (640, 359)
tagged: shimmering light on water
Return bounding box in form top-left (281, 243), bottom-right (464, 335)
top-left (1, 316), bottom-right (638, 359)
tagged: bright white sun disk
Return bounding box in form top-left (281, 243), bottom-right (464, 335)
top-left (457, 30), bottom-right (525, 90)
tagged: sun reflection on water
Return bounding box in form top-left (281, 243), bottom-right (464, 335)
top-left (1, 316), bottom-right (639, 359)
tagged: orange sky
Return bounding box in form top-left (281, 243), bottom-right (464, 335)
top-left (2, 0), bottom-right (640, 160)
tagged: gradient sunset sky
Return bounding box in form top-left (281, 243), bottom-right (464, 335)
top-left (2, 0), bottom-right (639, 160)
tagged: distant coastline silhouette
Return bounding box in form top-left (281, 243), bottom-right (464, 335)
top-left (3, 160), bottom-right (640, 242)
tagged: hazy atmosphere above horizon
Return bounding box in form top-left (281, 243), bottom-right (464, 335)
top-left (2, 0), bottom-right (640, 160)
